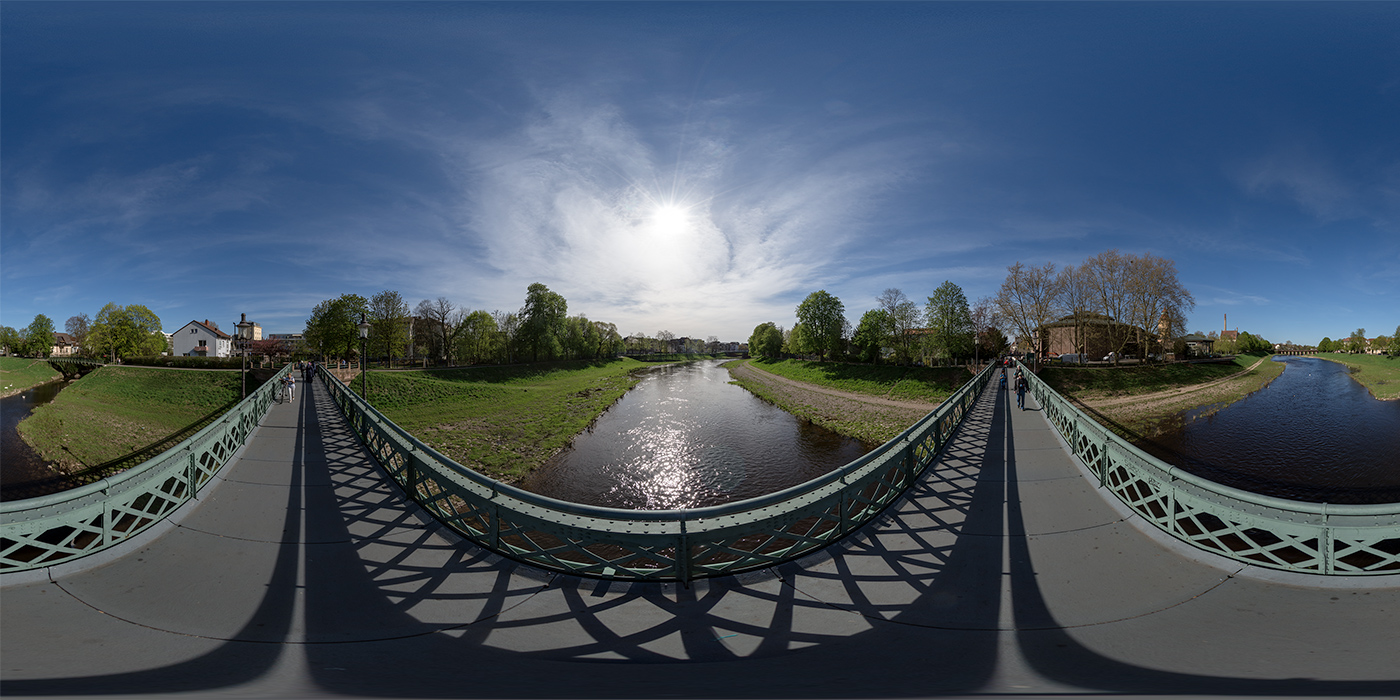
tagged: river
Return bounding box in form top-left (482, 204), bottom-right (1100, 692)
top-left (521, 359), bottom-right (872, 509)
top-left (1, 380), bottom-right (77, 500)
top-left (1143, 356), bottom-right (1400, 504)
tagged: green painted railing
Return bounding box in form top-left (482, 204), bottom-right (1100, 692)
top-left (0, 365), bottom-right (293, 573)
top-left (1019, 360), bottom-right (1400, 575)
top-left (320, 362), bottom-right (996, 582)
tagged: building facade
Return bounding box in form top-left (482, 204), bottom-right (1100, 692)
top-left (171, 320), bottom-right (233, 357)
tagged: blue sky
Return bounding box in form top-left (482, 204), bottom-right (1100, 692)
top-left (3, 2), bottom-right (1397, 344)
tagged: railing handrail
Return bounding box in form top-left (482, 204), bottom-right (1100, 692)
top-left (1017, 359), bottom-right (1400, 516)
top-left (320, 360), bottom-right (996, 580)
top-left (1, 364), bottom-right (295, 573)
top-left (1016, 359), bottom-right (1400, 575)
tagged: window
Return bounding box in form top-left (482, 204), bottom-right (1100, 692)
top-left (198, 340), bottom-right (207, 347)
top-left (190, 328), bottom-right (196, 333)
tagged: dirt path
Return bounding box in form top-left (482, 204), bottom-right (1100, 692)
top-left (1080, 355), bottom-right (1269, 409)
top-left (729, 361), bottom-right (942, 410)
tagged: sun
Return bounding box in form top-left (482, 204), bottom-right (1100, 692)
top-left (651, 203), bottom-right (690, 236)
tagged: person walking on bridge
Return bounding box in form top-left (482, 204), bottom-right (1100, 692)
top-left (1015, 370), bottom-right (1028, 410)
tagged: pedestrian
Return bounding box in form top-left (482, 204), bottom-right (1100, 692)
top-left (285, 371), bottom-right (296, 401)
top-left (1016, 371), bottom-right (1028, 410)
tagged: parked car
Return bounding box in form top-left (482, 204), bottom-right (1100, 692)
top-left (1102, 352), bottom-right (1120, 361)
top-left (1058, 353), bottom-right (1086, 365)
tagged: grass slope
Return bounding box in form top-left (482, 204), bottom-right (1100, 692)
top-left (18, 367), bottom-right (242, 471)
top-left (1315, 353), bottom-right (1400, 400)
top-left (366, 358), bottom-right (650, 482)
top-left (1039, 353), bottom-right (1271, 400)
top-left (0, 357), bottom-right (62, 398)
top-left (747, 359), bottom-right (967, 402)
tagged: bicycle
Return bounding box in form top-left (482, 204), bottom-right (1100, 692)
top-left (275, 377), bottom-right (288, 404)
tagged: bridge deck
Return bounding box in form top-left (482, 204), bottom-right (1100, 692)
top-left (3, 375), bottom-right (1397, 698)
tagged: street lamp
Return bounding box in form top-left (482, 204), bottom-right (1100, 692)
top-left (358, 314), bottom-right (371, 400)
top-left (235, 313), bottom-right (254, 399)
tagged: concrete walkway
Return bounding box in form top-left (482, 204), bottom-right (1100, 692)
top-left (3, 374), bottom-right (1398, 698)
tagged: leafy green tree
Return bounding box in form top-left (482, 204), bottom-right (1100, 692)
top-left (852, 309), bottom-right (891, 363)
top-left (794, 290), bottom-right (846, 361)
top-left (368, 290), bottom-right (410, 367)
top-left (748, 322), bottom-right (783, 358)
top-left (24, 315), bottom-right (56, 357)
top-left (305, 294), bottom-right (368, 360)
top-left (925, 281), bottom-right (973, 364)
top-left (0, 326), bottom-right (20, 355)
top-left (455, 310), bottom-right (499, 364)
top-left (518, 283), bottom-right (567, 362)
top-left (877, 288), bottom-right (921, 364)
top-left (1318, 337), bottom-right (1335, 353)
top-left (1349, 328), bottom-right (1367, 354)
top-left (1391, 326), bottom-right (1400, 358)
top-left (86, 304), bottom-right (165, 359)
top-left (1371, 335), bottom-right (1391, 356)
top-left (1237, 331), bottom-right (1272, 355)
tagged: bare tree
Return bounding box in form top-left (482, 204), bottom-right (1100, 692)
top-left (877, 288), bottom-right (921, 363)
top-left (969, 296), bottom-right (1001, 367)
top-left (1055, 264), bottom-right (1094, 360)
top-left (65, 313), bottom-right (91, 349)
top-left (995, 261), bottom-right (1060, 367)
top-left (415, 297), bottom-right (457, 365)
top-left (1084, 250), bottom-right (1134, 364)
top-left (1126, 253), bottom-right (1194, 361)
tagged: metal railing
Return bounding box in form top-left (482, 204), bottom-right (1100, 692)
top-left (1019, 360), bottom-right (1400, 575)
top-left (1, 365), bottom-right (293, 573)
top-left (320, 362), bottom-right (996, 582)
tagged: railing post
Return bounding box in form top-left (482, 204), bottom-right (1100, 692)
top-left (678, 514), bottom-right (691, 586)
top-left (188, 450), bottom-right (199, 499)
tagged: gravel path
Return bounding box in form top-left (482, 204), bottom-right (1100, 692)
top-left (1080, 355), bottom-right (1269, 409)
top-left (730, 361), bottom-right (943, 410)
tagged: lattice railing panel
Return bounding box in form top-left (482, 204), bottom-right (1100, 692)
top-left (321, 362), bottom-right (995, 581)
top-left (1021, 360), bottom-right (1400, 576)
top-left (1, 365), bottom-right (292, 572)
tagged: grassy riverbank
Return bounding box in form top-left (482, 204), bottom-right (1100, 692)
top-left (726, 360), bottom-right (937, 445)
top-left (0, 357), bottom-right (62, 398)
top-left (17, 366), bottom-right (242, 472)
top-left (366, 357), bottom-right (651, 483)
top-left (1044, 353), bottom-right (1285, 439)
top-left (747, 359), bottom-right (967, 403)
top-left (1314, 353), bottom-right (1400, 400)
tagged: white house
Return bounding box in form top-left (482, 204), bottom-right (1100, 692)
top-left (171, 319), bottom-right (233, 358)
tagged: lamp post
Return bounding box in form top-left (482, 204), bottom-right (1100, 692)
top-left (358, 314), bottom-right (371, 401)
top-left (235, 313), bottom-right (254, 399)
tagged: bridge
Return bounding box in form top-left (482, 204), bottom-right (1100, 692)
top-left (44, 356), bottom-right (106, 379)
top-left (2, 363), bottom-right (1397, 697)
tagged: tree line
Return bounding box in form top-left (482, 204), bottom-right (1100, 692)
top-left (303, 283), bottom-right (625, 366)
top-left (994, 249), bottom-right (1194, 364)
top-left (1318, 327), bottom-right (1399, 356)
top-left (1, 304), bottom-right (167, 360)
top-left (748, 282), bottom-right (1008, 366)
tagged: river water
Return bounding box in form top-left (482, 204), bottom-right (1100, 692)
top-left (521, 360), bottom-right (872, 510)
top-left (1, 380), bottom-right (75, 500)
top-left (1143, 356), bottom-right (1400, 504)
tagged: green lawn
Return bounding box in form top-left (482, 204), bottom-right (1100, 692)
top-left (1039, 353), bottom-right (1275, 400)
top-left (18, 367), bottom-right (243, 471)
top-left (0, 356), bottom-right (62, 397)
top-left (1315, 353), bottom-right (1400, 400)
top-left (746, 359), bottom-right (968, 402)
top-left (366, 357), bottom-right (651, 482)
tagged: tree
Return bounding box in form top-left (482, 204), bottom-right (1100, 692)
top-left (748, 322), bottom-right (783, 358)
top-left (995, 261), bottom-right (1059, 366)
top-left (1238, 331), bottom-right (1271, 354)
top-left (368, 290), bottom-right (410, 367)
top-left (518, 283), bottom-right (567, 362)
top-left (1084, 250), bottom-right (1135, 364)
top-left (414, 297), bottom-right (461, 365)
top-left (1318, 337), bottom-right (1335, 353)
top-left (924, 281), bottom-right (973, 365)
top-left (1391, 326), bottom-right (1400, 358)
top-left (877, 288), bottom-right (921, 364)
top-left (852, 309), bottom-right (891, 364)
top-left (24, 315), bottom-right (56, 357)
top-left (1054, 264), bottom-right (1093, 361)
top-left (65, 314), bottom-right (91, 350)
top-left (1125, 253), bottom-right (1194, 361)
top-left (1349, 328), bottom-right (1367, 354)
top-left (0, 326), bottom-right (20, 355)
top-left (305, 294), bottom-right (367, 360)
top-left (87, 304), bottom-right (166, 360)
top-left (794, 290), bottom-right (846, 361)
top-left (1371, 335), bottom-right (1391, 356)
top-left (968, 296), bottom-right (1001, 366)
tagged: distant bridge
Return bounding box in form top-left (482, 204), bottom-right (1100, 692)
top-left (45, 357), bottom-right (106, 379)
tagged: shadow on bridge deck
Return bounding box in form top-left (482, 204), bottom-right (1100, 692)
top-left (3, 375), bottom-right (1397, 698)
